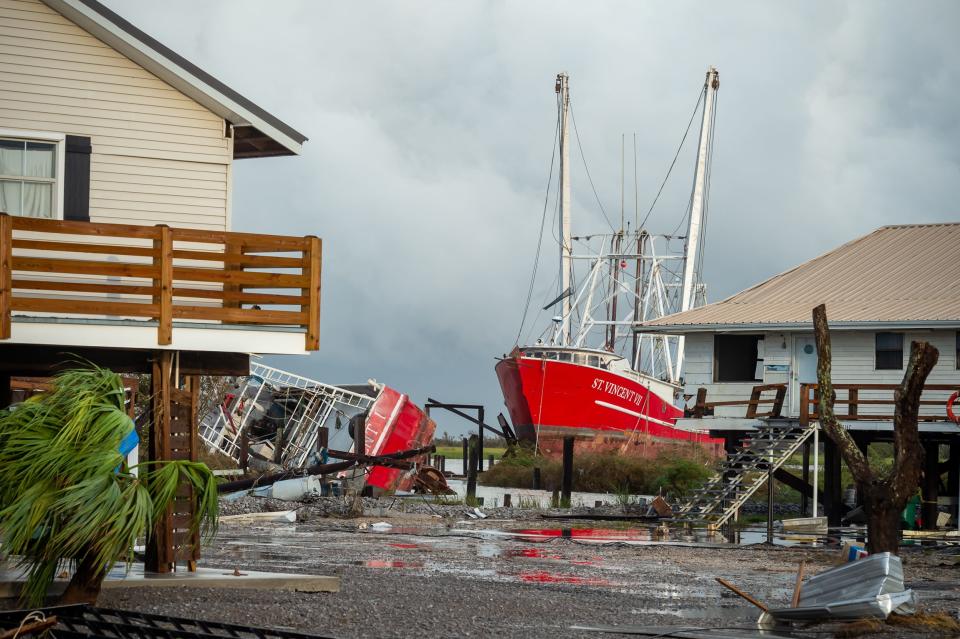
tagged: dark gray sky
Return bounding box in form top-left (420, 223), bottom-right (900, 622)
top-left (110, 1), bottom-right (959, 437)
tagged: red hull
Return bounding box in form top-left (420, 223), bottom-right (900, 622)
top-left (496, 354), bottom-right (722, 457)
top-left (363, 386), bottom-right (435, 492)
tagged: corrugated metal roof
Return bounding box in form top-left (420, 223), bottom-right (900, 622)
top-left (643, 223), bottom-right (960, 331)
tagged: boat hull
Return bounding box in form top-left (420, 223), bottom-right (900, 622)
top-left (363, 386), bottom-right (436, 492)
top-left (496, 354), bottom-right (723, 457)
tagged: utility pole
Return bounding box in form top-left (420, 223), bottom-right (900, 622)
top-left (674, 66), bottom-right (719, 382)
top-left (556, 72), bottom-right (572, 346)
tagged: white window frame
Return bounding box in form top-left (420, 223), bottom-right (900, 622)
top-left (0, 128), bottom-right (66, 220)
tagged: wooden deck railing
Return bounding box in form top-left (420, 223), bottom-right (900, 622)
top-left (799, 383), bottom-right (960, 426)
top-left (0, 214), bottom-right (322, 350)
top-left (690, 383), bottom-right (787, 419)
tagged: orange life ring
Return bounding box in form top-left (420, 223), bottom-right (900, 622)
top-left (948, 391), bottom-right (960, 424)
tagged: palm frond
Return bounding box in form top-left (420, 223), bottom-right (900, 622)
top-left (0, 363), bottom-right (219, 605)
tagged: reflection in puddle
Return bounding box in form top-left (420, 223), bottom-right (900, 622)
top-left (358, 560), bottom-right (424, 568)
top-left (631, 605), bottom-right (755, 620)
top-left (516, 571), bottom-right (611, 586)
top-left (507, 548), bottom-right (561, 559)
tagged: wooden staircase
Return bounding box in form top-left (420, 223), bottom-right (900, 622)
top-left (674, 421), bottom-right (816, 529)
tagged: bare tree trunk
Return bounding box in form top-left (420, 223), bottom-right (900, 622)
top-left (59, 550), bottom-right (104, 605)
top-left (862, 483), bottom-right (903, 554)
top-left (812, 304), bottom-right (938, 554)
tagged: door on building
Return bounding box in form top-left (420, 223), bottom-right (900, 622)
top-left (791, 335), bottom-right (819, 416)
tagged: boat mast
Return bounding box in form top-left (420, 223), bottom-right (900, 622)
top-left (556, 73), bottom-right (573, 346)
top-left (674, 66), bottom-right (719, 382)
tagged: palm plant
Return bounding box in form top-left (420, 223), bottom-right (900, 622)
top-left (0, 364), bottom-right (218, 605)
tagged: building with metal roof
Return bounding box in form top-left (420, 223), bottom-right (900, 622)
top-left (642, 223), bottom-right (960, 333)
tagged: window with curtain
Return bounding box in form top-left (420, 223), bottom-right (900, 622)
top-left (0, 138), bottom-right (57, 218)
top-left (875, 332), bottom-right (904, 370)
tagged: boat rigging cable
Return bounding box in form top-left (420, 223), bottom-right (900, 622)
top-left (513, 96), bottom-right (561, 346)
top-left (640, 86), bottom-right (705, 230)
top-left (569, 103), bottom-right (617, 233)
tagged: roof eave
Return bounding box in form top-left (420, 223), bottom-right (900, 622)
top-left (43, 0), bottom-right (306, 157)
top-left (636, 319), bottom-right (960, 334)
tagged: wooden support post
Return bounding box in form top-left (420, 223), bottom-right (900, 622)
top-left (478, 406), bottom-right (485, 471)
top-left (488, 454), bottom-right (494, 469)
top-left (461, 437), bottom-right (468, 474)
top-left (146, 350), bottom-right (174, 573)
top-left (154, 225), bottom-right (173, 345)
top-left (0, 214), bottom-right (11, 340)
top-left (355, 411), bottom-right (366, 456)
top-left (746, 386), bottom-right (762, 419)
top-left (922, 441), bottom-right (940, 530)
top-left (305, 236), bottom-right (322, 350)
top-left (183, 374), bottom-right (200, 572)
top-left (799, 384), bottom-right (810, 426)
top-left (771, 386), bottom-right (786, 418)
top-left (561, 436), bottom-right (574, 508)
top-left (466, 435), bottom-right (478, 505)
top-left (848, 388), bottom-right (858, 419)
top-left (823, 438), bottom-right (843, 528)
top-left (222, 237), bottom-right (242, 309)
top-left (533, 466), bottom-right (542, 490)
top-left (693, 387), bottom-right (707, 418)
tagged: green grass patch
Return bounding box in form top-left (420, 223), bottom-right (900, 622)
top-left (434, 445), bottom-right (506, 460)
top-left (479, 445), bottom-right (715, 498)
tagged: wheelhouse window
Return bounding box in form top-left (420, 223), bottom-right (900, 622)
top-left (875, 333), bottom-right (903, 370)
top-left (714, 334), bottom-right (763, 382)
top-left (0, 138), bottom-right (57, 218)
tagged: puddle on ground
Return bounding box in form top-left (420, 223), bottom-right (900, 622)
top-left (516, 571), bottom-right (611, 586)
top-left (630, 605), bottom-right (756, 620)
top-left (357, 560), bottom-right (424, 569)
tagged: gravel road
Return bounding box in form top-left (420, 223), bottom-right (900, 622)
top-left (94, 499), bottom-right (960, 639)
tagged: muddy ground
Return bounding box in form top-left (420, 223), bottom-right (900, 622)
top-left (97, 497), bottom-right (960, 639)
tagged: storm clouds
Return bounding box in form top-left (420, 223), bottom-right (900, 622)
top-left (109, 1), bottom-right (960, 435)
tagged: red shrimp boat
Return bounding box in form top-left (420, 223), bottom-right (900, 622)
top-left (496, 346), bottom-right (721, 457)
top-left (497, 70), bottom-right (724, 458)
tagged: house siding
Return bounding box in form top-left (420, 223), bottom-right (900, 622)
top-left (683, 330), bottom-right (960, 418)
top-left (0, 0), bottom-right (231, 230)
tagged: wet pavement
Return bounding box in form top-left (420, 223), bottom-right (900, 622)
top-left (97, 512), bottom-right (960, 638)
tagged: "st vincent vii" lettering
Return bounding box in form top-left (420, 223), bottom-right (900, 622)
top-left (590, 378), bottom-right (644, 407)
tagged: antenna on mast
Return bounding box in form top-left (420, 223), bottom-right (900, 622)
top-left (673, 66), bottom-right (719, 383)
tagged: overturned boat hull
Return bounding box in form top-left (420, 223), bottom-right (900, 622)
top-left (362, 386), bottom-right (436, 492)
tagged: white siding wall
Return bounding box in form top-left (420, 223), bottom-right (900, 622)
top-left (682, 333), bottom-right (759, 416)
top-left (682, 329), bottom-right (960, 418)
top-left (0, 0), bottom-right (231, 230)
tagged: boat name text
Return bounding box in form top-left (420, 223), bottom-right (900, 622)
top-left (591, 378), bottom-right (644, 406)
